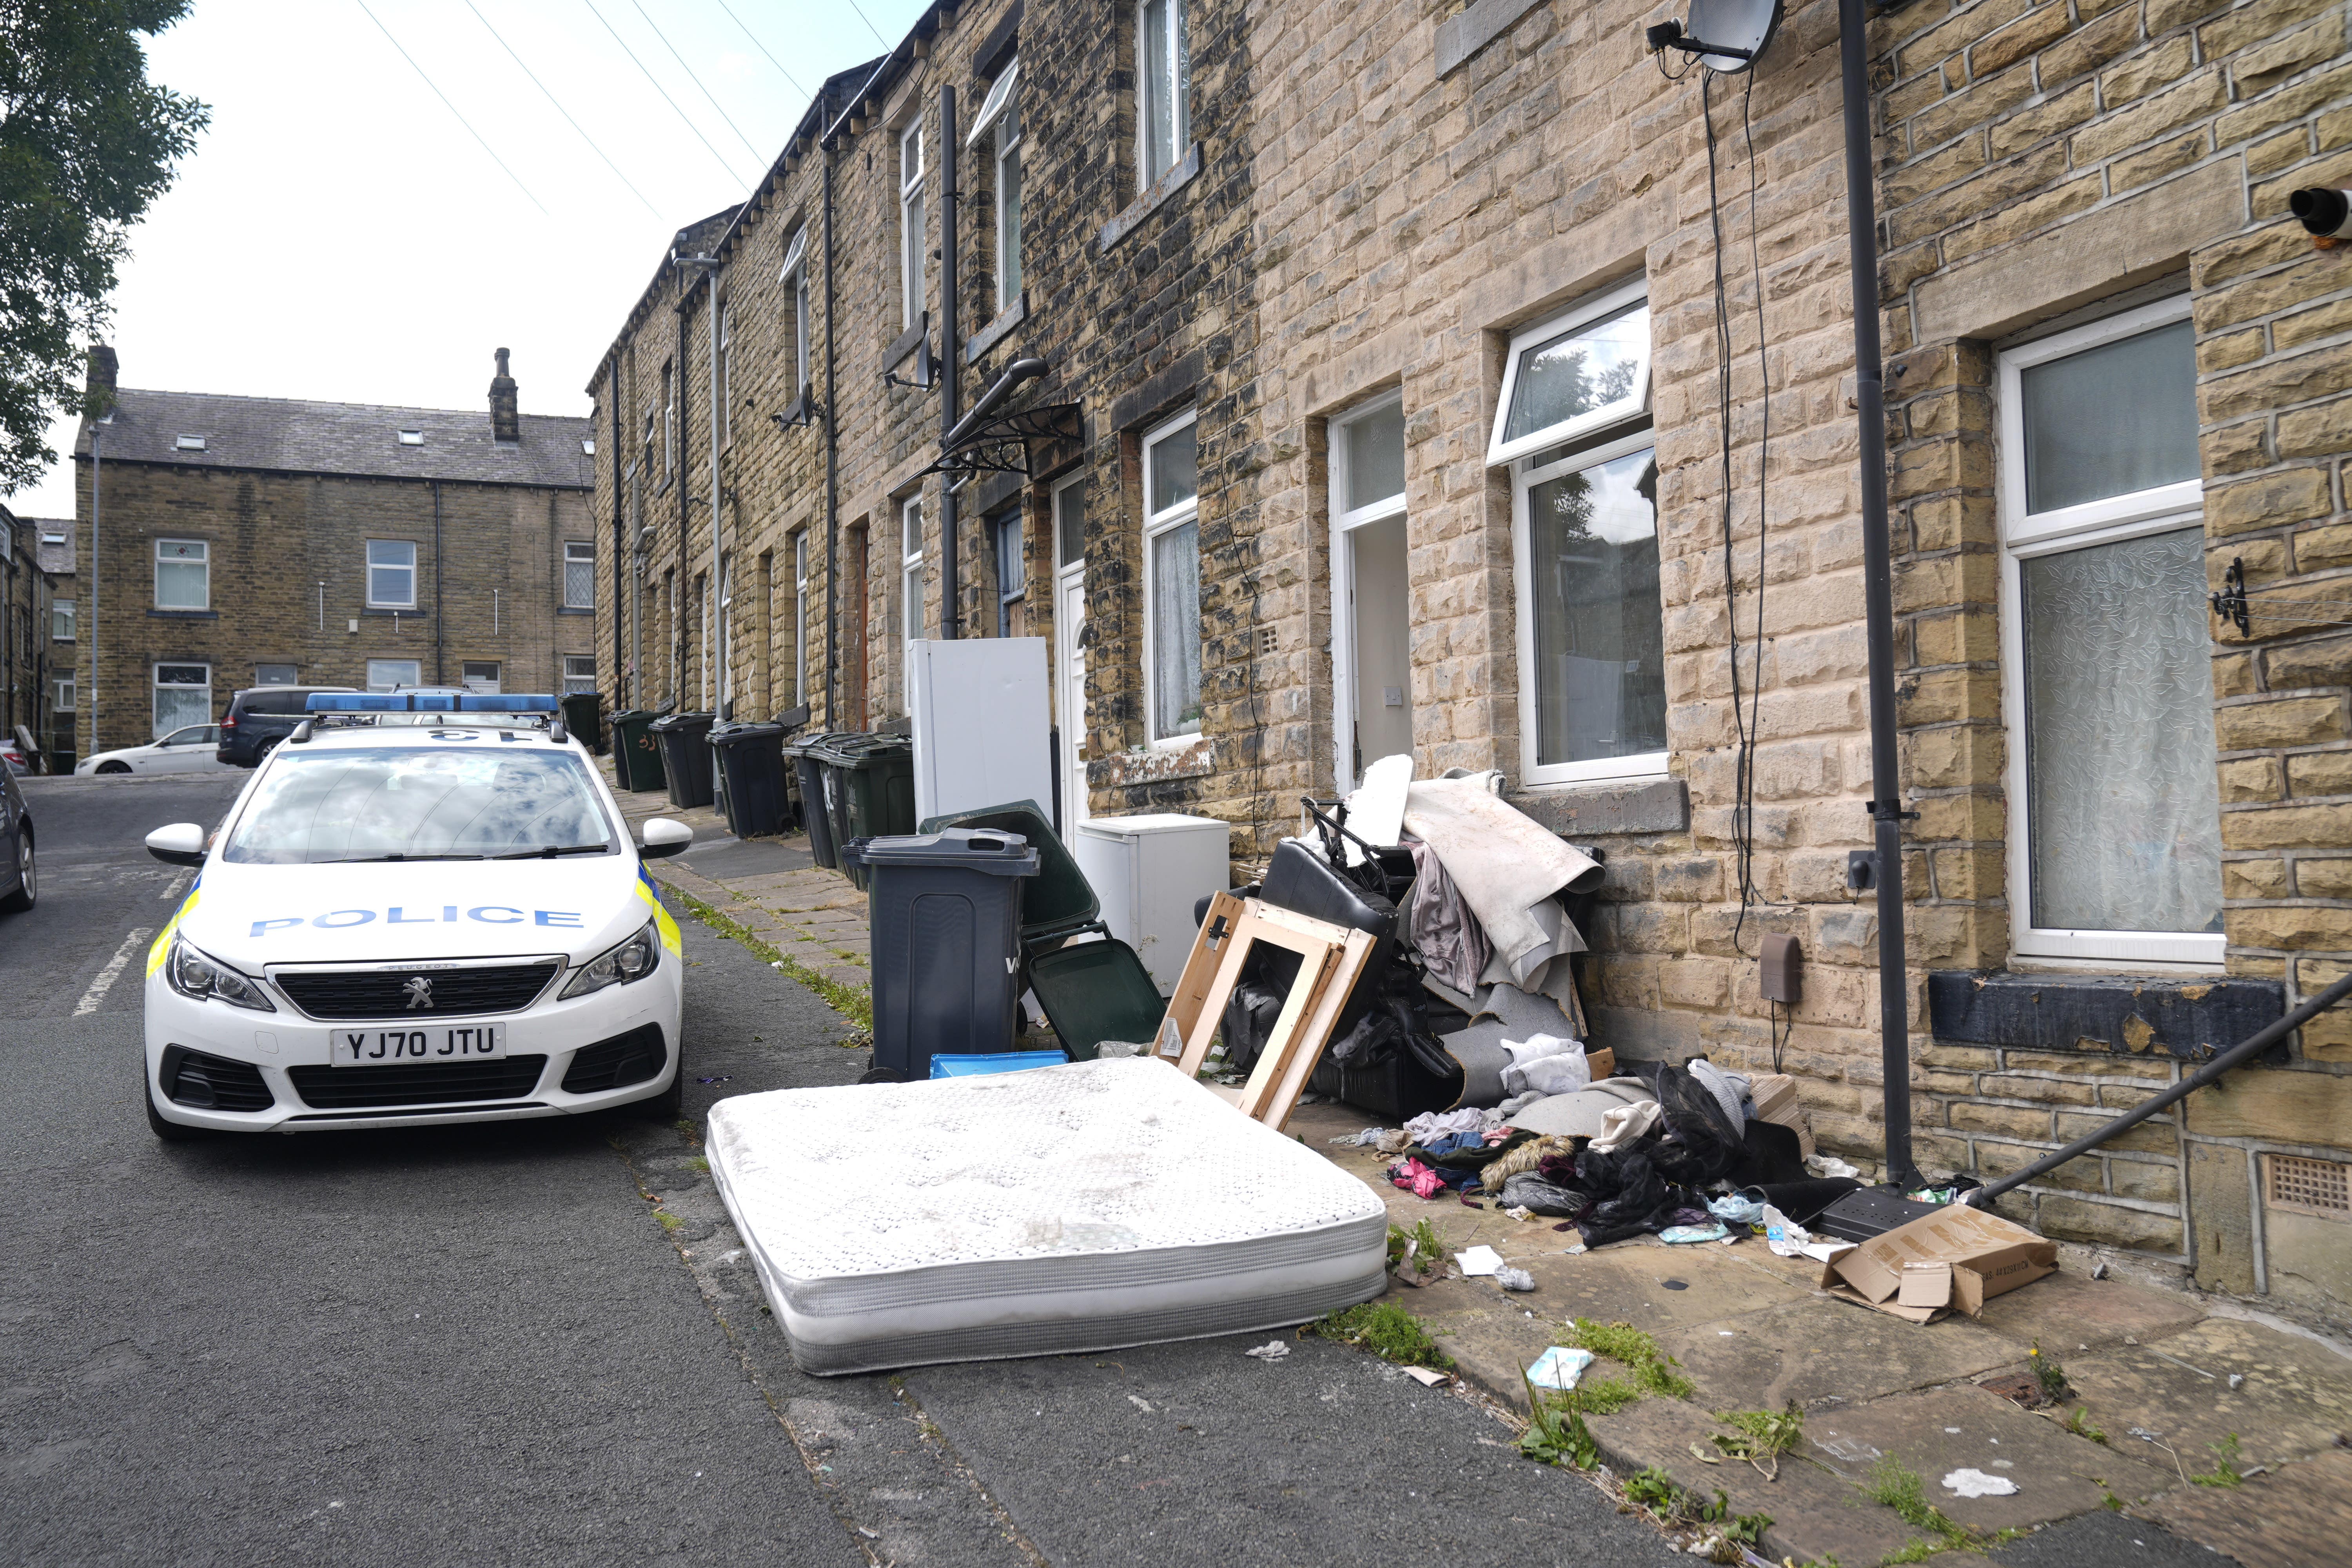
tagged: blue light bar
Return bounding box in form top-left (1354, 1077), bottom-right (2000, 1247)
top-left (306, 693), bottom-right (560, 713)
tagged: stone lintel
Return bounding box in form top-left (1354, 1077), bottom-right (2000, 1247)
top-left (1508, 776), bottom-right (1688, 837)
top-left (1927, 969), bottom-right (2286, 1061)
top-left (1089, 736), bottom-right (1214, 788)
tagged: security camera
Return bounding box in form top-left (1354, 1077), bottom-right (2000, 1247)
top-left (2289, 187), bottom-right (2350, 238)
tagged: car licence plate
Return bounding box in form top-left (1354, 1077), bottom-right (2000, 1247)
top-left (329, 1025), bottom-right (505, 1065)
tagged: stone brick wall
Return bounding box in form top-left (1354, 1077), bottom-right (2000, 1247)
top-left (1875, 0), bottom-right (2352, 1298)
top-left (68, 461), bottom-right (592, 753)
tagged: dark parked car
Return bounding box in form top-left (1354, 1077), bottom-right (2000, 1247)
top-left (0, 764), bottom-right (32, 913)
top-left (215, 686), bottom-right (358, 768)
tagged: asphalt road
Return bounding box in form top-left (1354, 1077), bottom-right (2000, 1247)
top-left (0, 772), bottom-right (1686, 1566)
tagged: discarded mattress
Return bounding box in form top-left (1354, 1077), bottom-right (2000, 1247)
top-left (705, 1057), bottom-right (1390, 1375)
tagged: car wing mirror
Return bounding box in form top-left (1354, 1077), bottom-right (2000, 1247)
top-left (638, 818), bottom-right (693, 860)
top-left (145, 823), bottom-right (208, 867)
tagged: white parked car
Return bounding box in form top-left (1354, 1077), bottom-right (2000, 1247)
top-left (140, 694), bottom-right (692, 1138)
top-left (78, 725), bottom-right (236, 775)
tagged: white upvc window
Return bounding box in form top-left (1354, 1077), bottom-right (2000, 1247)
top-left (1137, 0), bottom-right (1189, 188)
top-left (716, 296), bottom-right (734, 447)
top-left (563, 655), bottom-right (598, 696)
top-left (901, 495), bottom-right (926, 702)
top-left (900, 120), bottom-right (926, 332)
top-left (462, 660), bottom-right (502, 693)
top-left (1996, 296), bottom-right (2220, 968)
top-left (52, 601), bottom-right (74, 641)
top-left (54, 676), bottom-right (75, 713)
top-left (1142, 411), bottom-right (1202, 743)
top-left (564, 540), bottom-right (596, 609)
top-left (365, 659), bottom-right (421, 693)
top-left (366, 539), bottom-right (417, 609)
top-left (780, 225), bottom-right (812, 398)
top-left (792, 530), bottom-right (811, 705)
top-left (1492, 279), bottom-right (1664, 788)
top-left (153, 662), bottom-right (211, 736)
top-left (154, 539), bottom-right (209, 610)
top-left (1330, 390), bottom-right (1408, 795)
top-left (662, 360), bottom-right (676, 477)
top-left (994, 505), bottom-right (1026, 638)
top-left (969, 60), bottom-right (1023, 310)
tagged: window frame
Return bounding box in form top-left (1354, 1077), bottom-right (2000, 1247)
top-left (993, 505), bottom-right (1026, 638)
top-left (254, 662), bottom-right (298, 686)
top-left (562, 654), bottom-right (598, 696)
top-left (662, 360), bottom-right (676, 479)
top-left (365, 538), bottom-right (419, 610)
top-left (780, 225), bottom-right (812, 399)
top-left (1135, 0), bottom-right (1189, 190)
top-left (901, 494), bottom-right (926, 702)
top-left (365, 658), bottom-right (422, 694)
top-left (1486, 276), bottom-right (1652, 468)
top-left (1141, 410), bottom-right (1202, 747)
top-left (563, 539), bottom-right (597, 610)
top-left (1053, 468), bottom-right (1087, 573)
top-left (968, 61), bottom-right (1024, 313)
top-left (1329, 391), bottom-right (1408, 795)
top-left (900, 120), bottom-right (927, 333)
top-left (792, 530), bottom-right (810, 706)
top-left (716, 295), bottom-right (734, 448)
top-left (1995, 296), bottom-right (2221, 970)
top-left (151, 661), bottom-right (212, 738)
top-left (53, 675), bottom-right (76, 713)
top-left (153, 538), bottom-right (210, 612)
top-left (51, 600), bottom-right (74, 642)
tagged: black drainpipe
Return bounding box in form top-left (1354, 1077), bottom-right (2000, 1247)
top-left (1838, 0), bottom-right (1918, 1188)
top-left (677, 289), bottom-right (692, 706)
top-left (822, 138), bottom-right (841, 722)
top-left (431, 479), bottom-right (445, 685)
top-left (938, 83), bottom-right (961, 639)
top-left (610, 366), bottom-right (624, 703)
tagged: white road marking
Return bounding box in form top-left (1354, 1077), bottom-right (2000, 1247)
top-left (74, 927), bottom-right (154, 1017)
top-left (158, 870), bottom-right (191, 901)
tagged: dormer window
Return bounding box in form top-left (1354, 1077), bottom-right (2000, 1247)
top-left (175, 434), bottom-right (206, 452)
top-left (398, 429), bottom-right (424, 446)
top-left (581, 437), bottom-right (596, 456)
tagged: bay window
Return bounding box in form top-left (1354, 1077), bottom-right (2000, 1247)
top-left (1997, 297), bottom-right (2219, 965)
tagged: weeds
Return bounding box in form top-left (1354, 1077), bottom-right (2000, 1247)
top-left (1615, 1463), bottom-right (1774, 1562)
top-left (1713, 1403), bottom-right (1804, 1480)
top-left (1564, 1317), bottom-right (1695, 1399)
top-left (688, 1156), bottom-right (711, 1173)
top-left (670, 888), bottom-right (875, 1033)
top-left (2190, 1433), bottom-right (2245, 1488)
top-left (1862, 1454), bottom-right (2024, 1564)
top-left (2063, 1405), bottom-right (2108, 1445)
top-left (1307, 1302), bottom-right (1454, 1370)
top-left (655, 1210), bottom-right (682, 1232)
top-left (1387, 1220), bottom-right (1447, 1282)
top-left (2029, 1344), bottom-right (2071, 1403)
top-left (1519, 1372), bottom-right (1602, 1470)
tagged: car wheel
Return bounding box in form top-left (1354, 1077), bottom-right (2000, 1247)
top-left (145, 1072), bottom-right (211, 1143)
top-left (95, 760), bottom-right (130, 775)
top-left (644, 1039), bottom-right (685, 1120)
top-left (254, 737), bottom-right (281, 763)
top-left (0, 833), bottom-right (29, 913)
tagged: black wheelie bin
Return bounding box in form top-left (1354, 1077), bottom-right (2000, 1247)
top-left (650, 710), bottom-right (717, 809)
top-left (848, 828), bottom-right (1041, 1081)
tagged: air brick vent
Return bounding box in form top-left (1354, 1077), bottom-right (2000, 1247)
top-left (2264, 1154), bottom-right (2350, 1216)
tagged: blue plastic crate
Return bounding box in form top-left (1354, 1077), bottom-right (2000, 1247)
top-left (927, 1050), bottom-right (1071, 1080)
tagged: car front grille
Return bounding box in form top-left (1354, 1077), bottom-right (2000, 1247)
top-left (561, 1024), bottom-right (669, 1093)
top-left (274, 961), bottom-right (561, 1021)
top-left (161, 1046), bottom-right (275, 1112)
top-left (288, 1056), bottom-right (549, 1110)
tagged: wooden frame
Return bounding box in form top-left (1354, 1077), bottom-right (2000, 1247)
top-left (1157, 893), bottom-right (1378, 1130)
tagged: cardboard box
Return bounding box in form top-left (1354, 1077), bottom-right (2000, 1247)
top-left (1818, 1205), bottom-right (2057, 1324)
top-left (1746, 1073), bottom-right (1813, 1158)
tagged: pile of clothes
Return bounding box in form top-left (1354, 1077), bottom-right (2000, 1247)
top-left (1352, 1056), bottom-right (1854, 1249)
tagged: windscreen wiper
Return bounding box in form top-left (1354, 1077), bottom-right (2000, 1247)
top-left (491, 843), bottom-right (612, 859)
top-left (324, 853), bottom-right (486, 862)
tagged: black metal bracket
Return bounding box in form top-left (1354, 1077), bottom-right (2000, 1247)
top-left (2211, 555), bottom-right (2250, 636)
top-left (915, 400), bottom-right (1083, 486)
top-left (769, 387), bottom-right (824, 430)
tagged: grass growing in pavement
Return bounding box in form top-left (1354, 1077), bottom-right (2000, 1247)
top-left (668, 886), bottom-right (875, 1034)
top-left (1862, 1454), bottom-right (2024, 1564)
top-left (1563, 1318), bottom-right (1696, 1399)
top-left (1713, 1404), bottom-right (1804, 1479)
top-left (2190, 1433), bottom-right (2245, 1488)
top-left (1307, 1302), bottom-right (1455, 1369)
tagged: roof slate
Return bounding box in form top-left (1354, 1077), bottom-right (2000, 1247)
top-left (26, 518), bottom-right (74, 575)
top-left (75, 388), bottom-right (593, 489)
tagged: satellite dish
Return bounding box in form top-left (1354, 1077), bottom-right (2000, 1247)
top-left (1674, 0), bottom-right (1784, 72)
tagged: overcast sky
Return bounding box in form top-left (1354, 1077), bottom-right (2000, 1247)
top-left (9, 0), bottom-right (927, 521)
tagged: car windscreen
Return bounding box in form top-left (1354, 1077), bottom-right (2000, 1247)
top-left (222, 746), bottom-right (616, 864)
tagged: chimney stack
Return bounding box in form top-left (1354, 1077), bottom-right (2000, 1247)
top-left (87, 344), bottom-right (119, 416)
top-left (489, 347), bottom-right (519, 443)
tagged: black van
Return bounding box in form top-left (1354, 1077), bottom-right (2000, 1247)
top-left (215, 686), bottom-right (358, 768)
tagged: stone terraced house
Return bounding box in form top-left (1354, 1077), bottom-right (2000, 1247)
top-left (67, 347), bottom-right (599, 759)
top-left (586, 0), bottom-right (2352, 1328)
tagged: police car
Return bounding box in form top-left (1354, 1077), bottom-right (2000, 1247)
top-left (139, 693), bottom-right (693, 1139)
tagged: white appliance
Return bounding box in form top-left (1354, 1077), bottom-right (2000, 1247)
top-left (1074, 813), bottom-right (1233, 994)
top-left (907, 637), bottom-right (1053, 826)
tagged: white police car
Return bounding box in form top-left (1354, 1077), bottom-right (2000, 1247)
top-left (139, 693), bottom-right (693, 1139)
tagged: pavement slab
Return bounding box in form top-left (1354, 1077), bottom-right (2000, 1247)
top-left (1802, 1385), bottom-right (2180, 1526)
top-left (1655, 1294), bottom-right (2030, 1408)
top-left (2139, 1445), bottom-right (2352, 1568)
top-left (1971, 1268), bottom-right (2210, 1357)
top-left (2060, 1318), bottom-right (2352, 1475)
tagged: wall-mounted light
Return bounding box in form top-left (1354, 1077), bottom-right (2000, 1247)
top-left (1645, 0), bottom-right (1784, 71)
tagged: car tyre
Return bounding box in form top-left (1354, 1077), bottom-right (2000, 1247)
top-left (254, 737), bottom-right (281, 764)
top-left (145, 1073), bottom-right (211, 1143)
top-left (0, 832), bottom-right (31, 913)
top-left (857, 1066), bottom-right (907, 1085)
top-left (643, 1040), bottom-right (685, 1121)
top-left (95, 760), bottom-right (131, 775)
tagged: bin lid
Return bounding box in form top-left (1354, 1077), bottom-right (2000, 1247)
top-left (649, 710), bottom-right (716, 732)
top-left (710, 721), bottom-right (787, 747)
top-left (813, 732), bottom-right (912, 766)
top-left (917, 800), bottom-right (1096, 940)
top-left (846, 827), bottom-right (1041, 875)
top-left (612, 709), bottom-right (662, 723)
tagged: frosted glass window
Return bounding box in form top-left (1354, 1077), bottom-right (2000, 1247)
top-left (152, 663), bottom-right (211, 736)
top-left (2020, 321), bottom-right (2198, 515)
top-left (2022, 526), bottom-right (2221, 935)
top-left (564, 541), bottom-right (595, 609)
top-left (1528, 447), bottom-right (1665, 767)
top-left (1151, 519), bottom-right (1201, 737)
top-left (154, 539), bottom-right (208, 610)
top-left (1342, 401), bottom-right (1405, 514)
top-left (1501, 303), bottom-right (1651, 447)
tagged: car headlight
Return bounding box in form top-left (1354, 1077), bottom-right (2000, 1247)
top-left (559, 918), bottom-right (662, 1000)
top-left (166, 936), bottom-right (277, 1013)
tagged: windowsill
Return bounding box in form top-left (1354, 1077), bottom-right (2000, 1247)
top-left (886, 312), bottom-right (930, 371)
top-left (558, 606), bottom-right (595, 615)
top-left (1927, 969), bottom-right (2284, 1062)
top-left (147, 608), bottom-right (218, 619)
top-left (1099, 142), bottom-right (1202, 253)
top-left (361, 607), bottom-right (425, 617)
top-left (1507, 775), bottom-right (1688, 838)
top-left (965, 295), bottom-right (1027, 365)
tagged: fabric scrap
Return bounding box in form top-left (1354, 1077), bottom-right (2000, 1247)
top-left (1245, 1340), bottom-right (1291, 1361)
top-left (1496, 1266), bottom-right (1535, 1292)
top-left (1941, 1469), bottom-right (2019, 1498)
top-left (1660, 1221), bottom-right (1731, 1245)
top-left (1403, 835), bottom-right (1491, 993)
top-left (1402, 774), bottom-right (1601, 993)
top-left (1588, 1099), bottom-right (1664, 1153)
top-left (1686, 1058), bottom-right (1752, 1129)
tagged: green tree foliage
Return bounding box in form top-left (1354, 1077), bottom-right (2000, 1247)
top-left (1, 0), bottom-right (207, 492)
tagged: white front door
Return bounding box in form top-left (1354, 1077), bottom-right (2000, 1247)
top-left (1058, 564), bottom-right (1088, 840)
